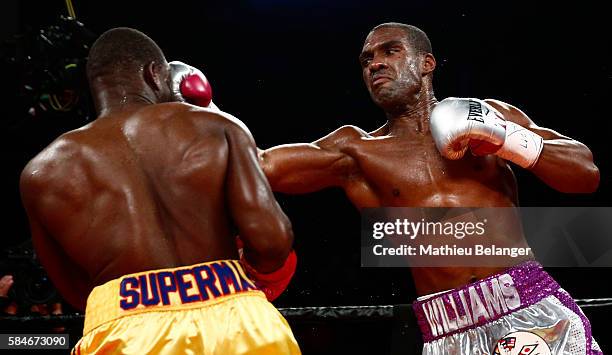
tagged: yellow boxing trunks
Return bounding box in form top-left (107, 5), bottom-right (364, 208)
top-left (72, 259), bottom-right (301, 355)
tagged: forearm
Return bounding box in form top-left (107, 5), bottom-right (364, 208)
top-left (483, 99), bottom-right (600, 193)
top-left (239, 213), bottom-right (294, 273)
top-left (529, 138), bottom-right (599, 193)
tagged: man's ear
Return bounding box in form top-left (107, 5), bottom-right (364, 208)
top-left (144, 61), bottom-right (162, 91)
top-left (422, 53), bottom-right (436, 75)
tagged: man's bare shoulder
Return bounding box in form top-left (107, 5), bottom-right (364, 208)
top-left (20, 134), bottom-right (89, 208)
top-left (314, 125), bottom-right (369, 147)
top-left (329, 125), bottom-right (369, 138)
top-left (151, 103), bottom-right (250, 138)
top-left (483, 98), bottom-right (534, 127)
top-left (22, 133), bottom-right (84, 177)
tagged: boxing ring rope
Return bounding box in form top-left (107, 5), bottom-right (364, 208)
top-left (1, 305), bottom-right (398, 325)
top-left (3, 298), bottom-right (610, 325)
top-left (573, 298), bottom-right (612, 308)
top-left (2, 300), bottom-right (610, 353)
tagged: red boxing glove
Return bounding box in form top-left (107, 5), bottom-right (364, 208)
top-left (241, 250), bottom-right (297, 302)
top-left (169, 61), bottom-right (213, 107)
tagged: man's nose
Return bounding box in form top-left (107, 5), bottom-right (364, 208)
top-left (368, 59), bottom-right (387, 72)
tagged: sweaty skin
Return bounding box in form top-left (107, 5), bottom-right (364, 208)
top-left (20, 65), bottom-right (292, 310)
top-left (259, 26), bottom-right (599, 296)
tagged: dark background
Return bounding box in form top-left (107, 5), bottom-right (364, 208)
top-left (0, 0), bottom-right (610, 352)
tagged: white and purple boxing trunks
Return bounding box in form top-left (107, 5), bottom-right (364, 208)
top-left (413, 261), bottom-right (602, 354)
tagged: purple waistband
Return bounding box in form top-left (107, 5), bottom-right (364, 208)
top-left (412, 261), bottom-right (560, 343)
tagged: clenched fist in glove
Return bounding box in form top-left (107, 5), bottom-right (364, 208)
top-left (169, 61), bottom-right (218, 110)
top-left (430, 97), bottom-right (544, 168)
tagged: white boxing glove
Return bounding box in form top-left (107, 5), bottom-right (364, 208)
top-left (430, 97), bottom-right (544, 168)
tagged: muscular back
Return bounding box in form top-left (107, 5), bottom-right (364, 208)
top-left (20, 103), bottom-right (257, 308)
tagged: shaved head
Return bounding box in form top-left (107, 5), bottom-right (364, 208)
top-left (370, 23), bottom-right (432, 54)
top-left (87, 27), bottom-right (167, 81)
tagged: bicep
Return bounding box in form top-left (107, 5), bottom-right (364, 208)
top-left (260, 142), bottom-right (355, 193)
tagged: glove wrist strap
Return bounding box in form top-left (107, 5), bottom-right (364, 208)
top-left (496, 121), bottom-right (544, 168)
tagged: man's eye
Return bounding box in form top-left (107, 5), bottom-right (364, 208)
top-left (361, 58), bottom-right (372, 66)
top-left (386, 48), bottom-right (399, 55)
